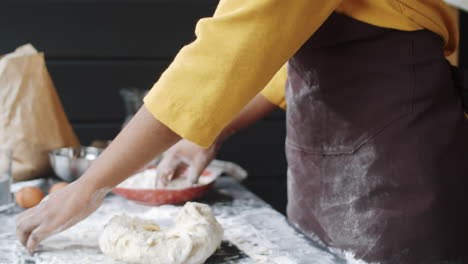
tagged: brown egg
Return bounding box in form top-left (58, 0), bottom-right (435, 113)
top-left (15, 186), bottom-right (45, 209)
top-left (49, 182), bottom-right (69, 194)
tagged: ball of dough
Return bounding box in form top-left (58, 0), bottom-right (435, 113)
top-left (15, 186), bottom-right (45, 209)
top-left (49, 182), bottom-right (69, 194)
top-left (99, 202), bottom-right (223, 264)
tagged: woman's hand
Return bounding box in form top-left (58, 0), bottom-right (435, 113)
top-left (155, 94), bottom-right (279, 187)
top-left (15, 179), bottom-right (110, 254)
top-left (156, 139), bottom-right (222, 187)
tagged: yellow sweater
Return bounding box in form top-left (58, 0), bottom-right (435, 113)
top-left (144, 0), bottom-right (458, 147)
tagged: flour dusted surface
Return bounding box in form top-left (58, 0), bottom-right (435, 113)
top-left (99, 202), bottom-right (223, 264)
top-left (117, 168), bottom-right (217, 190)
top-left (1, 177), bottom-right (377, 264)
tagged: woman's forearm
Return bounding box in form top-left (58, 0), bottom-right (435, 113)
top-left (80, 106), bottom-right (181, 190)
top-left (217, 93), bottom-right (279, 143)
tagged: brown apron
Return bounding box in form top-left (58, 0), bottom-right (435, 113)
top-left (286, 13), bottom-right (468, 263)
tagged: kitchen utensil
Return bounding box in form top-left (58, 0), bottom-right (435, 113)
top-left (49, 147), bottom-right (103, 182)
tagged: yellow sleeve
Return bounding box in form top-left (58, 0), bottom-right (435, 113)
top-left (260, 64), bottom-right (288, 109)
top-left (144, 0), bottom-right (341, 147)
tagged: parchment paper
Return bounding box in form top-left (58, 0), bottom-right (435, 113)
top-left (0, 44), bottom-right (80, 181)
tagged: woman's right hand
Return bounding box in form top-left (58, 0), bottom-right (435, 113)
top-left (155, 139), bottom-right (222, 187)
top-left (15, 179), bottom-right (110, 255)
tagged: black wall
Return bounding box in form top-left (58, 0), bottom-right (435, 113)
top-left (0, 0), bottom-right (288, 213)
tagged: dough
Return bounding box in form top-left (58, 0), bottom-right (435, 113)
top-left (99, 202), bottom-right (223, 264)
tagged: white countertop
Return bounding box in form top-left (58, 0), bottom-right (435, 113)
top-left (0, 176), bottom-right (359, 264)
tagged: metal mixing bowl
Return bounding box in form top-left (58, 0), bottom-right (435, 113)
top-left (49, 147), bottom-right (104, 182)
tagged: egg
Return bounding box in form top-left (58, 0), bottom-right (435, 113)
top-left (15, 186), bottom-right (45, 209)
top-left (49, 182), bottom-right (69, 194)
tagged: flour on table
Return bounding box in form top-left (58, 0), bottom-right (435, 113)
top-left (99, 202), bottom-right (223, 264)
top-left (117, 168), bottom-right (217, 190)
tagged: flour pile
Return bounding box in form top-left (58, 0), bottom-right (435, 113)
top-left (99, 202), bottom-right (223, 264)
top-left (117, 168), bottom-right (217, 190)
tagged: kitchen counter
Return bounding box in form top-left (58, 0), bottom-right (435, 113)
top-left (0, 176), bottom-right (356, 264)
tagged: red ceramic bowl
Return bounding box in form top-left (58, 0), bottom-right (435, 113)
top-left (112, 167), bottom-right (216, 206)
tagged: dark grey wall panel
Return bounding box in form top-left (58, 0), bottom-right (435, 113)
top-left (47, 60), bottom-right (170, 121)
top-left (0, 1), bottom-right (217, 58)
top-left (244, 179), bottom-right (287, 214)
top-left (73, 123), bottom-right (122, 143)
top-left (219, 117), bottom-right (287, 178)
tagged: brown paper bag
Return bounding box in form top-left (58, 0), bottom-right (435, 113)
top-left (0, 44), bottom-right (80, 181)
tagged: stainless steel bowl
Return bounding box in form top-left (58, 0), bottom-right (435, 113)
top-left (49, 147), bottom-right (104, 182)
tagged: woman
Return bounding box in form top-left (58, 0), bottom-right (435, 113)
top-left (16, 1), bottom-right (468, 263)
